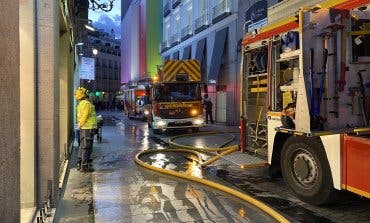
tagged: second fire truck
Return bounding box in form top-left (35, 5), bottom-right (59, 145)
top-left (147, 60), bottom-right (205, 134)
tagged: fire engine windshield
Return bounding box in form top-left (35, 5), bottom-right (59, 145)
top-left (155, 83), bottom-right (201, 102)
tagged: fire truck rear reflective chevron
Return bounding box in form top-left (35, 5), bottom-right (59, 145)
top-left (163, 60), bottom-right (201, 82)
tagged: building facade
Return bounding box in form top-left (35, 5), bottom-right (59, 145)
top-left (85, 29), bottom-right (121, 107)
top-left (121, 0), bottom-right (162, 84)
top-left (160, 0), bottom-right (277, 124)
top-left (0, 0), bottom-right (87, 222)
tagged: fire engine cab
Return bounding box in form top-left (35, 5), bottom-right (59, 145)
top-left (147, 60), bottom-right (205, 134)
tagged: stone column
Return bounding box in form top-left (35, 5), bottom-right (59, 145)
top-left (60, 33), bottom-right (71, 161)
top-left (36, 0), bottom-right (60, 206)
top-left (20, 0), bottom-right (36, 210)
top-left (0, 0), bottom-right (20, 222)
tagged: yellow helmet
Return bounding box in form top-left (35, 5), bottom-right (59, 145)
top-left (75, 87), bottom-right (88, 100)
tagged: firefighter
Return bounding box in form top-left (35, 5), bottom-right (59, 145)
top-left (203, 94), bottom-right (214, 124)
top-left (75, 87), bottom-right (97, 172)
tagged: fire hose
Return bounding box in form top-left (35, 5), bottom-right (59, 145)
top-left (135, 131), bottom-right (290, 223)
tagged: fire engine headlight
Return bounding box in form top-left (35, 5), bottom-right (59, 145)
top-left (144, 110), bottom-right (149, 116)
top-left (194, 118), bottom-right (203, 125)
top-left (191, 109), bottom-right (198, 116)
top-left (155, 120), bottom-right (166, 128)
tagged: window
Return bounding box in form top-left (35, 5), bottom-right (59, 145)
top-left (173, 12), bottom-right (180, 35)
top-left (186, 5), bottom-right (193, 24)
top-left (164, 18), bottom-right (171, 41)
top-left (200, 0), bottom-right (209, 14)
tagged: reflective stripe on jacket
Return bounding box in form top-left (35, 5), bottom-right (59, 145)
top-left (77, 99), bottom-right (97, 129)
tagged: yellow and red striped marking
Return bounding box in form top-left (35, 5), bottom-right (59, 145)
top-left (163, 60), bottom-right (201, 82)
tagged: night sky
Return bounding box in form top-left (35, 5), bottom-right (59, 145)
top-left (89, 0), bottom-right (121, 39)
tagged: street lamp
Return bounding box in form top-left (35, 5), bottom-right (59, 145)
top-left (84, 24), bottom-right (96, 32)
top-left (92, 48), bottom-right (98, 56)
top-left (89, 0), bottom-right (115, 12)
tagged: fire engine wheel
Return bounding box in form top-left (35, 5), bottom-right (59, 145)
top-left (281, 137), bottom-right (335, 205)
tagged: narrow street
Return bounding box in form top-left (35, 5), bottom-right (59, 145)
top-left (56, 111), bottom-right (276, 223)
top-left (55, 111), bottom-right (370, 223)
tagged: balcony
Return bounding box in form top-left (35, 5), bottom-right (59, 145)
top-left (181, 25), bottom-right (193, 41)
top-left (212, 0), bottom-right (231, 24)
top-left (172, 0), bottom-right (181, 9)
top-left (194, 14), bottom-right (209, 34)
top-left (170, 33), bottom-right (180, 47)
top-left (163, 1), bottom-right (171, 17)
top-left (160, 40), bottom-right (170, 53)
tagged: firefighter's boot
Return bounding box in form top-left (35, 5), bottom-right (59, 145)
top-left (77, 159), bottom-right (82, 171)
top-left (81, 163), bottom-right (94, 172)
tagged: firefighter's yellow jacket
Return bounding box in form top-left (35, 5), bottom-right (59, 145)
top-left (77, 99), bottom-right (97, 129)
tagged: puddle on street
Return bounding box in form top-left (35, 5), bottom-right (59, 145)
top-left (140, 152), bottom-right (203, 178)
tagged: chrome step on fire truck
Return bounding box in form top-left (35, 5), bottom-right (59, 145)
top-left (147, 60), bottom-right (205, 134)
top-left (240, 0), bottom-right (370, 204)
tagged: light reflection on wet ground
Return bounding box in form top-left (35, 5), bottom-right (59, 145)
top-left (141, 152), bottom-right (203, 178)
top-left (92, 115), bottom-right (278, 223)
top-left (174, 134), bottom-right (238, 149)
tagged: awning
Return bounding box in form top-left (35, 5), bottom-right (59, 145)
top-left (163, 55), bottom-right (170, 62)
top-left (172, 51), bottom-right (179, 60)
top-left (208, 27), bottom-right (228, 84)
top-left (182, 45), bottom-right (191, 59)
top-left (195, 38), bottom-right (206, 64)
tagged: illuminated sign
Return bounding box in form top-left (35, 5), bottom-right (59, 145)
top-left (80, 57), bottom-right (95, 80)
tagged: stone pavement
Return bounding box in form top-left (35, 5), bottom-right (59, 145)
top-left (54, 141), bottom-right (94, 223)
